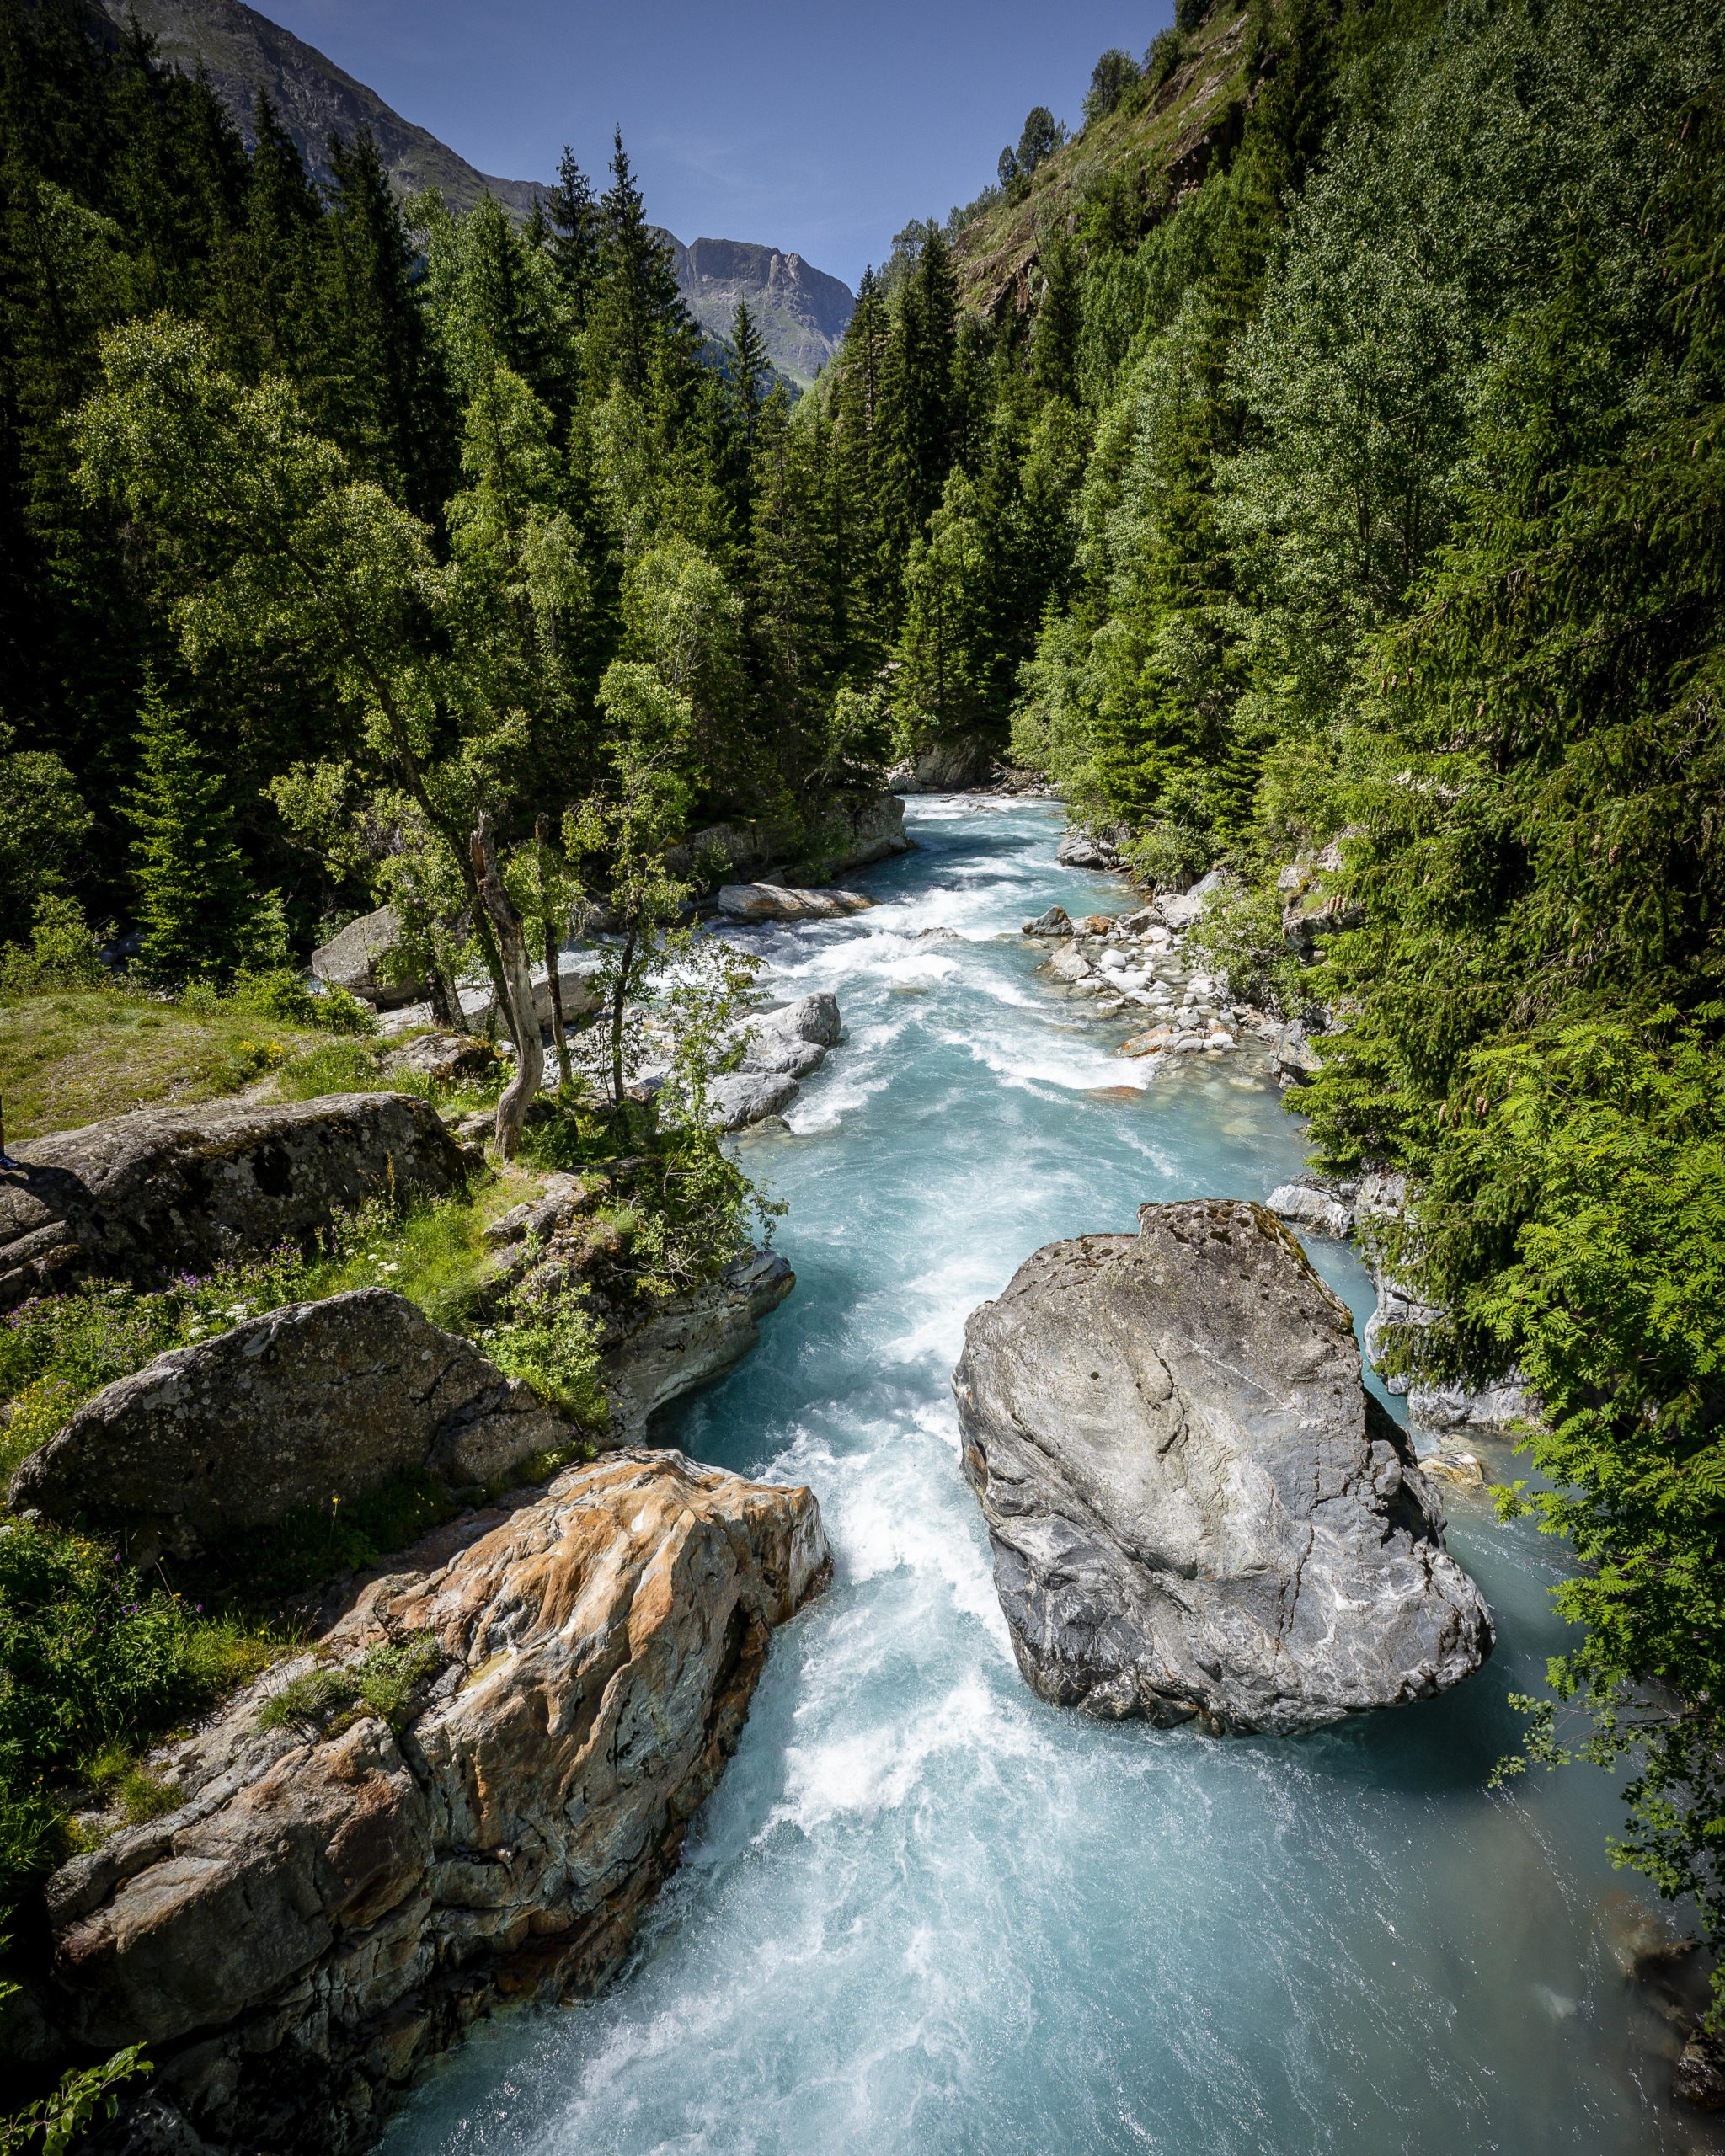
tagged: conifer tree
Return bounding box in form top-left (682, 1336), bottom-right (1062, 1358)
top-left (126, 676), bottom-right (254, 982)
top-left (546, 145), bottom-right (600, 323)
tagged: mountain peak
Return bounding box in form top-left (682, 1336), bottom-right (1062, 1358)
top-left (93, 0), bottom-right (853, 385)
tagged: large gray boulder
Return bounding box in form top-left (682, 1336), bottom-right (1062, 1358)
top-left (716, 883), bottom-right (873, 924)
top-left (953, 1199), bottom-right (1492, 1733)
top-left (8, 1287), bottom-right (569, 1559)
top-left (891, 732), bottom-right (996, 793)
top-left (739, 991), bottom-right (841, 1078)
top-left (310, 905), bottom-right (424, 1009)
top-left (0, 1095), bottom-right (469, 1310)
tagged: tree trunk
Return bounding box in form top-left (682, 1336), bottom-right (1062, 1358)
top-left (470, 813), bottom-right (544, 1158)
top-left (610, 921), bottom-right (636, 1137)
top-left (535, 814), bottom-right (573, 1089)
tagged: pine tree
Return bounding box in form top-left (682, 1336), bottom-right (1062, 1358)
top-left (591, 130), bottom-right (691, 399)
top-left (126, 677), bottom-right (256, 982)
top-left (546, 144), bottom-right (600, 323)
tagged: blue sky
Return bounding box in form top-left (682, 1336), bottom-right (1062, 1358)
top-left (263, 0), bottom-right (1176, 291)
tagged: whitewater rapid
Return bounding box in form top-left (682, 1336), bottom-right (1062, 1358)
top-left (387, 798), bottom-right (1706, 2156)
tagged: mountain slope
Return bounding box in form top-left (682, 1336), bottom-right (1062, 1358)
top-left (96, 0), bottom-right (853, 384)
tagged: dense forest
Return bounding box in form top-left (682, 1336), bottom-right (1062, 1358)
top-left (3, 0), bottom-right (1725, 2058)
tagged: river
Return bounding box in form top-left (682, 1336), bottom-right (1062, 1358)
top-left (388, 796), bottom-right (1710, 2156)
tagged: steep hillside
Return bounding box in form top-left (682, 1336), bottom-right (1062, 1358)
top-left (953, 3), bottom-right (1253, 317)
top-left (93, 0), bottom-right (541, 214)
top-left (94, 0), bottom-right (854, 382)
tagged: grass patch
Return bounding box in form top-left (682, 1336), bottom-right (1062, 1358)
top-left (256, 1632), bottom-right (441, 1736)
top-left (0, 984), bottom-right (335, 1139)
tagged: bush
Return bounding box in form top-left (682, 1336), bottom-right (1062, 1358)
top-left (229, 966), bottom-right (374, 1036)
top-left (483, 1288), bottom-right (607, 1428)
top-left (1185, 880), bottom-right (1307, 1014)
top-left (0, 1522), bottom-right (277, 1919)
top-left (1144, 28), bottom-right (1188, 88)
top-left (0, 894), bottom-right (106, 995)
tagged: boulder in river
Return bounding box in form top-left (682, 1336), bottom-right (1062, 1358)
top-left (738, 991), bottom-right (842, 1078)
top-left (953, 1199), bottom-right (1493, 1732)
top-left (1268, 1180), bottom-right (1354, 1240)
top-left (42, 1450), bottom-right (829, 2151)
top-left (1055, 827), bottom-right (1120, 870)
top-left (716, 883), bottom-right (874, 924)
top-left (0, 1095), bottom-right (469, 1310)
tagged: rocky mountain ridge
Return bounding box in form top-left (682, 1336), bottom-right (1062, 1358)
top-left (93, 0), bottom-right (855, 385)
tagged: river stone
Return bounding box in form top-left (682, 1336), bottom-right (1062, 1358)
top-left (739, 991), bottom-right (843, 1078)
top-left (0, 1095), bottom-right (469, 1310)
top-left (715, 883), bottom-right (874, 924)
top-left (953, 1199), bottom-right (1493, 1733)
top-left (44, 1450), bottom-right (829, 2150)
top-left (8, 1287), bottom-right (569, 1560)
top-left (708, 1070), bottom-right (801, 1131)
top-left (1055, 828), bottom-right (1120, 870)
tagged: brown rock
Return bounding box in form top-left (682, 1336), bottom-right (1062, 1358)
top-left (46, 1452), bottom-right (829, 2149)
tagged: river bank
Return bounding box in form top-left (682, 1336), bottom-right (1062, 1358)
top-left (382, 795), bottom-right (1715, 2156)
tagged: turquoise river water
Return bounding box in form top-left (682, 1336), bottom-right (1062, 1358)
top-left (388, 797), bottom-right (1715, 2156)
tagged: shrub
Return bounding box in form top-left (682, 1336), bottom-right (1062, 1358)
top-left (0, 894), bottom-right (106, 995)
top-left (0, 1522), bottom-right (278, 1919)
top-left (1144, 28), bottom-right (1188, 88)
top-left (1185, 880), bottom-right (1307, 1015)
top-left (229, 966), bottom-right (375, 1037)
top-left (483, 1288), bottom-right (607, 1427)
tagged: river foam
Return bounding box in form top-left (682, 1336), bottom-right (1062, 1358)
top-left (386, 798), bottom-right (1712, 2156)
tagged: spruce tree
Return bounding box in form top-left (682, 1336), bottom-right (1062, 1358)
top-left (546, 144), bottom-right (600, 322)
top-left (126, 677), bottom-right (255, 983)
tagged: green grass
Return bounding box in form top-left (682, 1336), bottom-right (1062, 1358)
top-left (256, 1632), bottom-right (442, 1736)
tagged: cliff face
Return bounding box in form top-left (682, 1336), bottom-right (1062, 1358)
top-left (93, 0), bottom-right (854, 385)
top-left (666, 237), bottom-right (855, 387)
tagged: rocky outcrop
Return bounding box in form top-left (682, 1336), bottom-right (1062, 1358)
top-left (1267, 1181), bottom-right (1354, 1240)
top-left (0, 1096), bottom-right (469, 1310)
top-left (44, 1450), bottom-right (829, 2154)
top-left (311, 906), bottom-right (424, 1010)
top-left (603, 1251), bottom-right (795, 1442)
top-left (706, 1071), bottom-right (799, 1131)
top-left (8, 1289), bottom-right (569, 1563)
top-left (814, 787), bottom-right (911, 876)
top-left (889, 733), bottom-right (996, 793)
top-left (383, 1032), bottom-right (499, 1087)
top-left (953, 1199), bottom-right (1493, 1733)
top-left (716, 883), bottom-right (874, 924)
top-left (1055, 827), bottom-right (1123, 871)
top-left (1278, 841), bottom-right (1364, 958)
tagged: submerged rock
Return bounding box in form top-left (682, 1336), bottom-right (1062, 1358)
top-left (0, 1095), bottom-right (468, 1310)
top-left (953, 1199), bottom-right (1493, 1733)
top-left (8, 1288), bottom-right (569, 1561)
top-left (45, 1450), bottom-right (829, 2151)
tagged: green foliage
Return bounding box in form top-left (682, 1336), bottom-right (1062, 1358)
top-left (0, 894), bottom-right (105, 995)
top-left (483, 1289), bottom-right (606, 1428)
top-left (0, 1522), bottom-right (278, 1921)
top-left (0, 727), bottom-right (91, 948)
top-left (125, 677), bottom-right (260, 985)
top-left (0, 2042), bottom-right (152, 2156)
top-left (255, 1631), bottom-right (441, 1736)
top-left (228, 966), bottom-right (376, 1036)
